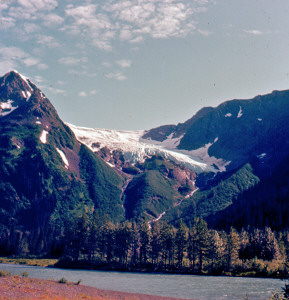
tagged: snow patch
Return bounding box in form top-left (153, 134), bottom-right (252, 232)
top-left (257, 153), bottom-right (266, 159)
top-left (40, 130), bottom-right (48, 144)
top-left (184, 138), bottom-right (230, 172)
top-left (26, 91), bottom-right (31, 101)
top-left (225, 113), bottom-right (232, 117)
top-left (237, 106), bottom-right (243, 118)
top-left (0, 100), bottom-right (19, 116)
top-left (56, 148), bottom-right (69, 166)
top-left (106, 162), bottom-right (115, 168)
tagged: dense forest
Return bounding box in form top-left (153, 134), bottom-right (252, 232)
top-left (1, 212), bottom-right (289, 278)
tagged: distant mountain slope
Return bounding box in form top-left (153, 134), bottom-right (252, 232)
top-left (209, 152), bottom-right (289, 231)
top-left (70, 88), bottom-right (289, 229)
top-left (144, 90), bottom-right (289, 174)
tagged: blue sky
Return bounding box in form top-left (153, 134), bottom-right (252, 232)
top-left (1, 0), bottom-right (289, 130)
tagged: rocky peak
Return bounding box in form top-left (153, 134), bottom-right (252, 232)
top-left (0, 70), bottom-right (34, 100)
top-left (0, 71), bottom-right (37, 118)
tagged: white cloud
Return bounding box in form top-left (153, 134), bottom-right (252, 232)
top-left (91, 39), bottom-right (112, 52)
top-left (57, 80), bottom-right (66, 85)
top-left (48, 86), bottom-right (67, 95)
top-left (37, 63), bottom-right (49, 70)
top-left (37, 35), bottom-right (61, 48)
top-left (102, 61), bottom-right (112, 68)
top-left (23, 57), bottom-right (39, 67)
top-left (59, 56), bottom-right (87, 66)
top-left (90, 90), bottom-right (98, 95)
top-left (24, 23), bottom-right (41, 33)
top-left (0, 46), bottom-right (27, 60)
top-left (0, 61), bottom-right (16, 74)
top-left (34, 75), bottom-right (45, 83)
top-left (244, 29), bottom-right (263, 35)
top-left (116, 59), bottom-right (132, 68)
top-left (42, 13), bottom-right (64, 27)
top-left (63, 1), bottom-right (212, 51)
top-left (0, 46), bottom-right (47, 71)
top-left (198, 29), bottom-right (212, 36)
top-left (78, 91), bottom-right (87, 97)
top-left (129, 36), bottom-right (144, 44)
top-left (105, 71), bottom-right (127, 81)
top-left (18, 0), bottom-right (58, 11)
top-left (0, 17), bottom-right (16, 29)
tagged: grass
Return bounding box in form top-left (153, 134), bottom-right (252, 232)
top-left (0, 257), bottom-right (58, 267)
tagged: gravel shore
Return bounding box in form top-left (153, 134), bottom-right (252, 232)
top-left (0, 276), bottom-right (188, 299)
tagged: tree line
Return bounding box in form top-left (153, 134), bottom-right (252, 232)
top-left (56, 213), bottom-right (289, 277)
top-left (1, 211), bottom-right (289, 277)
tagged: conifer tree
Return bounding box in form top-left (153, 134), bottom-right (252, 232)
top-left (139, 221), bottom-right (151, 267)
top-left (196, 218), bottom-right (210, 272)
top-left (226, 227), bottom-right (240, 270)
top-left (175, 220), bottom-right (188, 269)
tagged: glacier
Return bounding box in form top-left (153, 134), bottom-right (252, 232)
top-left (68, 124), bottom-right (229, 173)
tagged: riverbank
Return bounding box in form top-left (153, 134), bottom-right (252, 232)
top-left (0, 256), bottom-right (287, 279)
top-left (0, 257), bottom-right (57, 267)
top-left (0, 275), bottom-right (184, 300)
top-left (54, 257), bottom-right (288, 279)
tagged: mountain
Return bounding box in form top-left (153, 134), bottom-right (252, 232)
top-left (0, 71), bottom-right (199, 242)
top-left (0, 71), bottom-right (125, 243)
top-left (144, 90), bottom-right (289, 174)
top-left (2, 69), bottom-right (289, 252)
top-left (70, 89), bottom-right (289, 229)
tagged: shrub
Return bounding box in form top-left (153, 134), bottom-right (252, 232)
top-left (75, 279), bottom-right (81, 285)
top-left (58, 277), bottom-right (67, 284)
top-left (21, 271), bottom-right (29, 278)
top-left (0, 270), bottom-right (11, 277)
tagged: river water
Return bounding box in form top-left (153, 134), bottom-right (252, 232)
top-left (0, 263), bottom-right (284, 299)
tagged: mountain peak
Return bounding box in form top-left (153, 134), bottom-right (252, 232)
top-left (3, 70), bottom-right (34, 89)
top-left (0, 70), bottom-right (34, 101)
top-left (0, 71), bottom-right (37, 118)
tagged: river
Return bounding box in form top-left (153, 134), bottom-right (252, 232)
top-left (0, 263), bottom-right (284, 299)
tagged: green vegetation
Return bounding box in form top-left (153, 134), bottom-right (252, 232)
top-left (124, 170), bottom-right (179, 220)
top-left (0, 257), bottom-right (57, 267)
top-left (164, 163), bottom-right (259, 224)
top-left (79, 145), bottom-right (124, 222)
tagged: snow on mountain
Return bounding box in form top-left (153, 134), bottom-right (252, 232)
top-left (40, 130), bottom-right (48, 144)
top-left (0, 99), bottom-right (19, 116)
top-left (13, 70), bottom-right (34, 93)
top-left (68, 123), bottom-right (223, 173)
top-left (237, 106), bottom-right (243, 118)
top-left (56, 148), bottom-right (69, 167)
